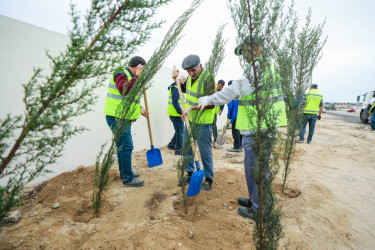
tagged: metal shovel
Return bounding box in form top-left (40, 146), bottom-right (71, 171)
top-left (143, 90), bottom-right (163, 167)
top-left (216, 119), bottom-right (231, 146)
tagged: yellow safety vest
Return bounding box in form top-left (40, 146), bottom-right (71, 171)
top-left (369, 102), bottom-right (375, 114)
top-left (236, 63), bottom-right (287, 130)
top-left (185, 70), bottom-right (216, 124)
top-left (167, 85), bottom-right (181, 117)
top-left (103, 67), bottom-right (141, 120)
top-left (302, 89), bottom-right (322, 114)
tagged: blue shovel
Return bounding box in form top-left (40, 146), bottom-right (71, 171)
top-left (174, 66), bottom-right (204, 197)
top-left (143, 91), bottom-right (162, 167)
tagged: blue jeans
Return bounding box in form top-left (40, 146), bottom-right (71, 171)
top-left (243, 134), bottom-right (272, 211)
top-left (299, 113), bottom-right (317, 143)
top-left (168, 116), bottom-right (184, 152)
top-left (183, 123), bottom-right (214, 179)
top-left (106, 115), bottom-right (135, 182)
top-left (371, 114), bottom-right (375, 130)
top-left (212, 114), bottom-right (218, 141)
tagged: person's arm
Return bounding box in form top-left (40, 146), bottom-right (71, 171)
top-left (319, 99), bottom-right (323, 115)
top-left (171, 87), bottom-right (183, 115)
top-left (227, 101), bottom-right (234, 119)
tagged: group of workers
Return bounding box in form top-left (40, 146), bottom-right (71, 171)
top-left (103, 36), bottom-right (324, 220)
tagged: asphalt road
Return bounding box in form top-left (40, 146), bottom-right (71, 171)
top-left (325, 110), bottom-right (370, 126)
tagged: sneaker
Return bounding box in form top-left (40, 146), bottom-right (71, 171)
top-left (307, 141), bottom-right (311, 144)
top-left (123, 179), bottom-right (144, 187)
top-left (238, 206), bottom-right (255, 220)
top-left (175, 150), bottom-right (182, 156)
top-left (178, 174), bottom-right (192, 186)
top-left (167, 145), bottom-right (175, 150)
top-left (227, 147), bottom-right (242, 153)
top-left (296, 139), bottom-right (304, 143)
top-left (201, 179), bottom-right (213, 191)
top-left (238, 197), bottom-right (252, 207)
top-left (121, 173), bottom-right (140, 179)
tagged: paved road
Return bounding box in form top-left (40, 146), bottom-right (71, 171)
top-left (325, 111), bottom-right (370, 126)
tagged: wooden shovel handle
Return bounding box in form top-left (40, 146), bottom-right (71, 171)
top-left (174, 66), bottom-right (199, 162)
top-left (143, 90), bottom-right (153, 145)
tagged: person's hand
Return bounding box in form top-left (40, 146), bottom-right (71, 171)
top-left (136, 64), bottom-right (144, 76)
top-left (141, 107), bottom-right (149, 118)
top-left (181, 106), bottom-right (193, 121)
top-left (218, 110), bottom-right (222, 116)
top-left (317, 114), bottom-right (321, 120)
top-left (171, 68), bottom-right (179, 79)
top-left (197, 96), bottom-right (210, 110)
top-left (227, 118), bottom-right (231, 123)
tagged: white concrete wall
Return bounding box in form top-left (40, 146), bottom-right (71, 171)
top-left (0, 15), bottom-right (228, 184)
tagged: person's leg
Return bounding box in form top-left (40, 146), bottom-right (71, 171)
top-left (299, 114), bottom-right (308, 141)
top-left (168, 116), bottom-right (177, 149)
top-left (242, 134), bottom-right (258, 210)
top-left (212, 114), bottom-right (218, 142)
top-left (106, 116), bottom-right (134, 182)
top-left (232, 119), bottom-right (241, 149)
top-left (371, 114), bottom-right (375, 130)
top-left (175, 116), bottom-right (184, 153)
top-left (307, 114), bottom-right (317, 143)
top-left (196, 124), bottom-right (214, 180)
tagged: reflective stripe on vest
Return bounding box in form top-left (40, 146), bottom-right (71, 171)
top-left (236, 63), bottom-right (287, 130)
top-left (103, 68), bottom-right (141, 119)
top-left (302, 89), bottom-right (322, 114)
top-left (185, 70), bottom-right (216, 124)
top-left (167, 85), bottom-right (181, 117)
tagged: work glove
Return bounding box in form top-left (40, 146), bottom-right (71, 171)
top-left (181, 106), bottom-right (193, 121)
top-left (197, 96), bottom-right (211, 110)
top-left (317, 115), bottom-right (321, 120)
top-left (171, 67), bottom-right (179, 79)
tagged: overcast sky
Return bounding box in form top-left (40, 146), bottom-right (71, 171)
top-left (1, 0), bottom-right (374, 102)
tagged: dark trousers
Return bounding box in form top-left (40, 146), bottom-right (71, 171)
top-left (212, 114), bottom-right (218, 141)
top-left (168, 115), bottom-right (184, 152)
top-left (231, 119), bottom-right (242, 149)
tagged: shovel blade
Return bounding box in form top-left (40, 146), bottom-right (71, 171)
top-left (216, 134), bottom-right (226, 146)
top-left (187, 162), bottom-right (204, 197)
top-left (146, 146), bottom-right (163, 167)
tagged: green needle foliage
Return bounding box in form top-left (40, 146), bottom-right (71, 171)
top-left (0, 0), bottom-right (171, 226)
top-left (205, 24), bottom-right (228, 76)
top-left (228, 0), bottom-right (292, 248)
top-left (277, 7), bottom-right (327, 193)
top-left (92, 0), bottom-right (204, 214)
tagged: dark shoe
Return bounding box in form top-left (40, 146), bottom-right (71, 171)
top-left (175, 150), bottom-right (182, 156)
top-left (201, 179), bottom-right (213, 191)
top-left (296, 139), bottom-right (304, 143)
top-left (307, 141), bottom-right (311, 144)
top-left (238, 197), bottom-right (252, 207)
top-left (123, 179), bottom-right (144, 187)
top-left (178, 175), bottom-right (191, 186)
top-left (167, 145), bottom-right (175, 150)
top-left (227, 147), bottom-right (242, 153)
top-left (238, 206), bottom-right (255, 220)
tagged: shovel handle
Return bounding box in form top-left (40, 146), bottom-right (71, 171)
top-left (174, 66), bottom-right (200, 162)
top-left (143, 90), bottom-right (154, 146)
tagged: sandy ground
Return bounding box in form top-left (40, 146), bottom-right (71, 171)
top-left (1, 113), bottom-right (374, 249)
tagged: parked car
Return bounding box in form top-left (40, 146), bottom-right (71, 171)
top-left (347, 108), bottom-right (356, 112)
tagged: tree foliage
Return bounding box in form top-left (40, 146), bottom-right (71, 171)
top-left (0, 0), bottom-right (170, 225)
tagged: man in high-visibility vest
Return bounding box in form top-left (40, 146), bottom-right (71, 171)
top-left (167, 74), bottom-right (187, 155)
top-left (369, 102), bottom-right (375, 131)
top-left (297, 84), bottom-right (323, 144)
top-left (104, 56), bottom-right (149, 187)
top-left (197, 36), bottom-right (287, 219)
top-left (179, 54), bottom-right (216, 191)
top-left (212, 79), bottom-right (225, 147)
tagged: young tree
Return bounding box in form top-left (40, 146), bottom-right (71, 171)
top-left (0, 0), bottom-right (171, 226)
top-left (228, 0), bottom-right (290, 248)
top-left (277, 8), bottom-right (327, 194)
top-left (92, 0), bottom-right (204, 214)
